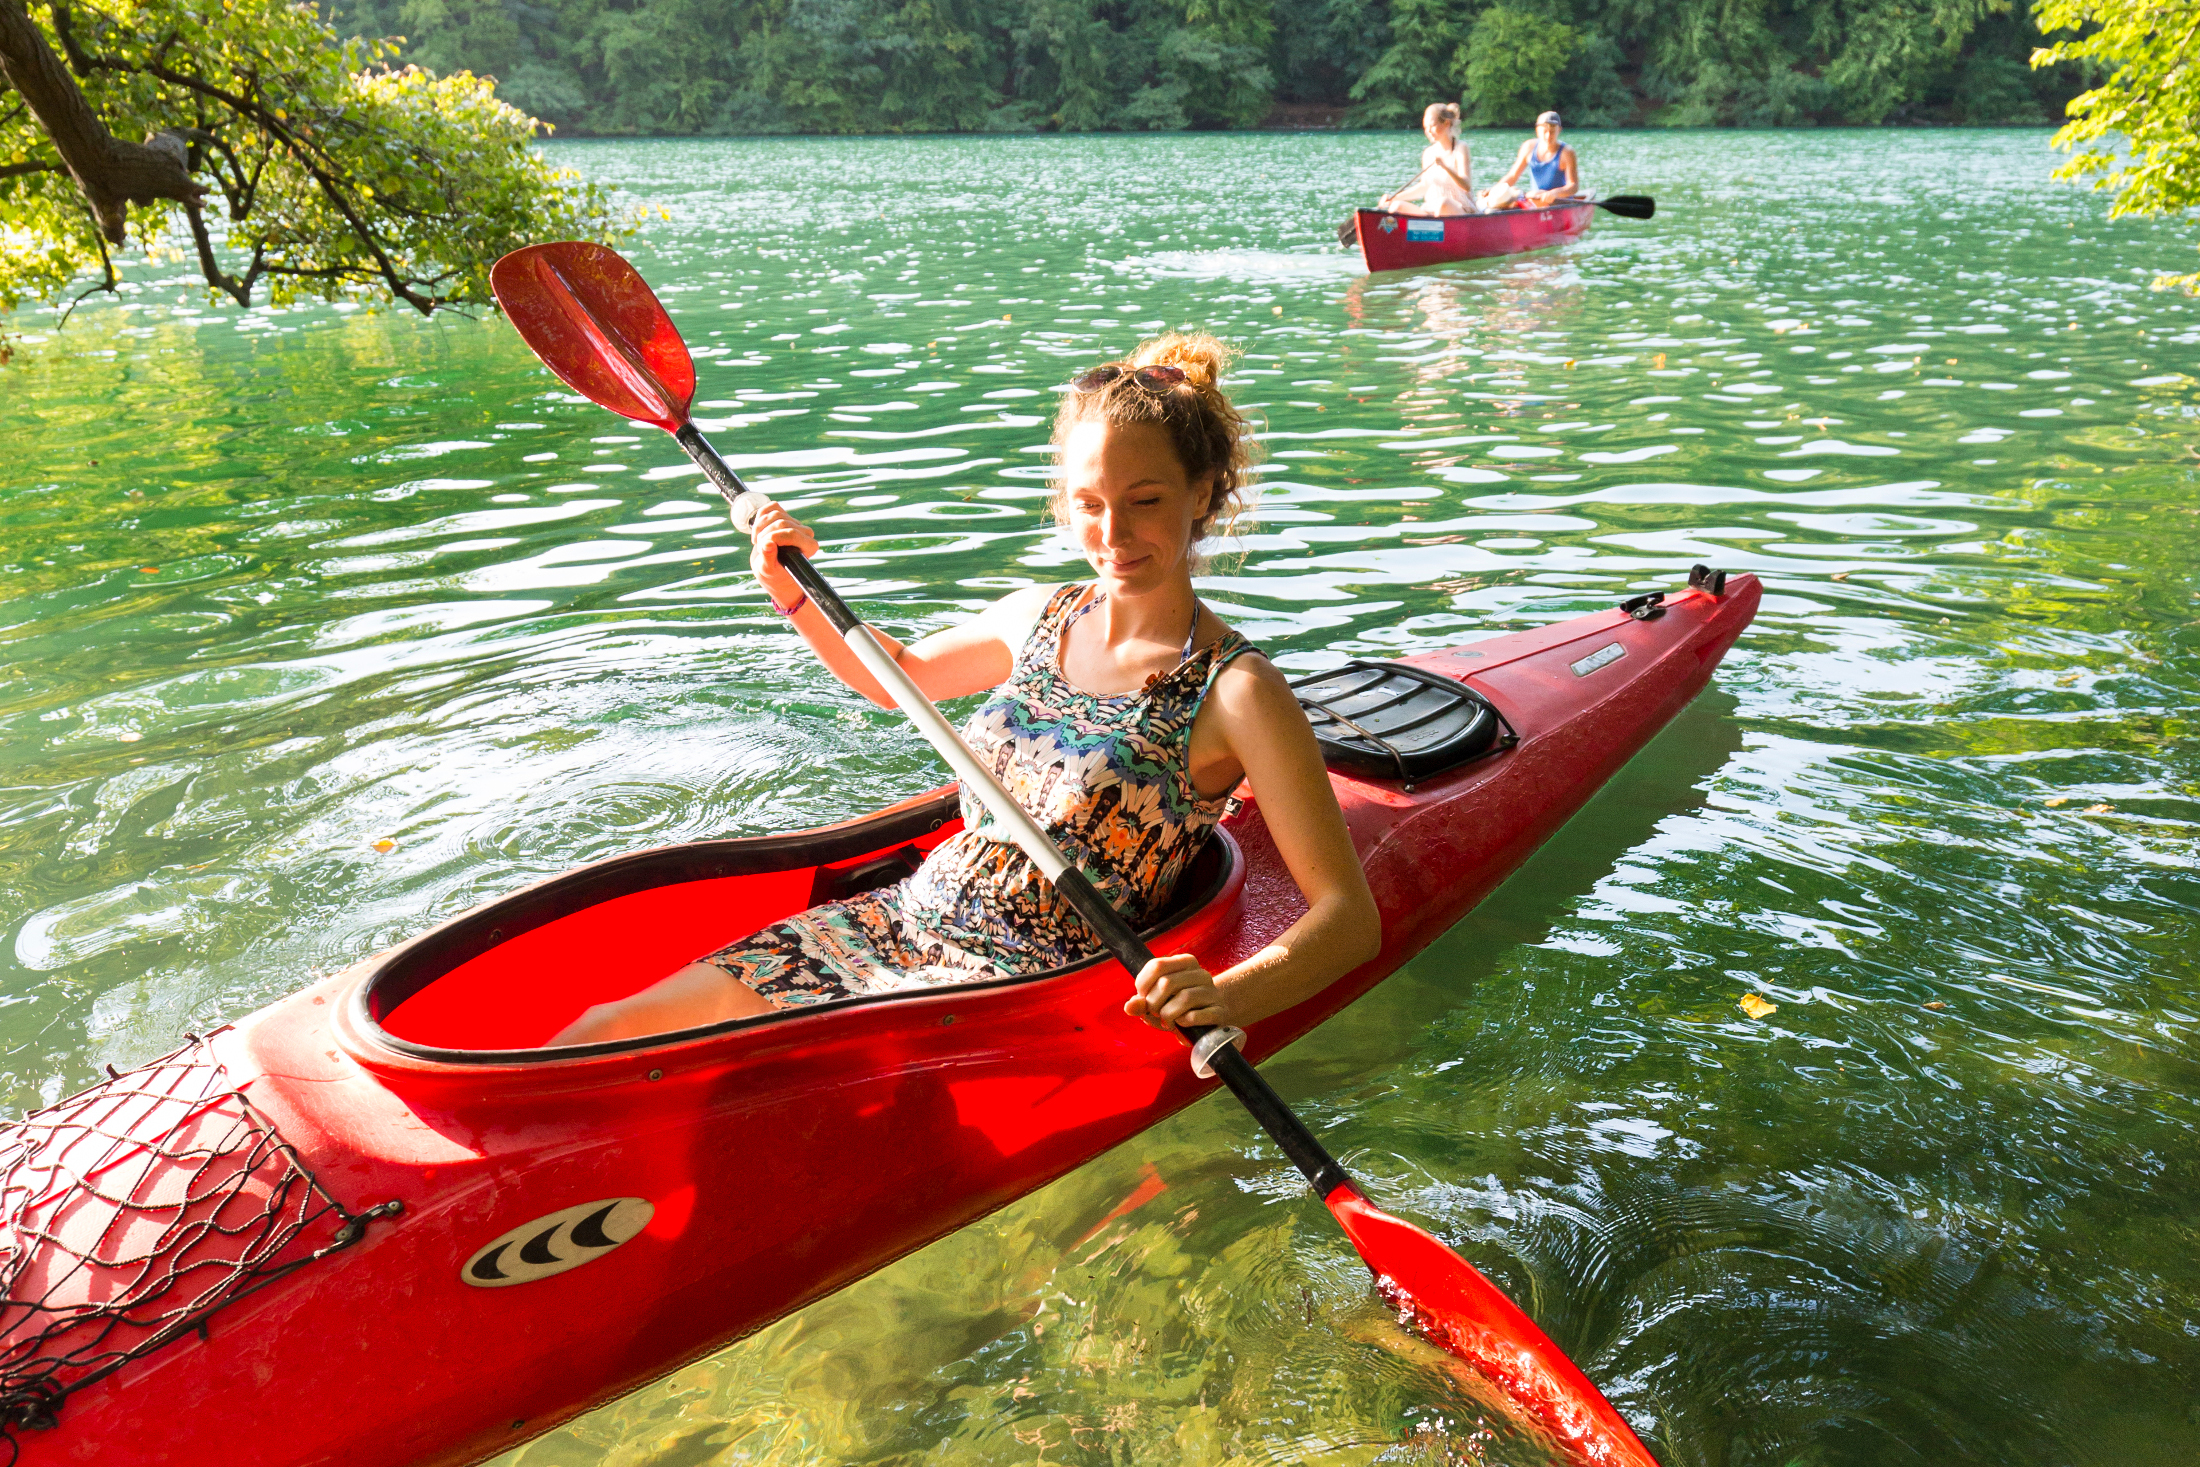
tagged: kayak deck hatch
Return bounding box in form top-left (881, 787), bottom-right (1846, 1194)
top-left (1292, 661), bottom-right (1515, 785)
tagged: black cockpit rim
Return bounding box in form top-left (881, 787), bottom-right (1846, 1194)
top-left (349, 793), bottom-right (1241, 1066)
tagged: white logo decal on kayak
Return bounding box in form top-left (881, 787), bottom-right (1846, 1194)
top-left (1571, 643), bottom-right (1626, 677)
top-left (462, 1197), bottom-right (654, 1289)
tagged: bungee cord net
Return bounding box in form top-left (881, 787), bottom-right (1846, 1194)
top-left (0, 1037), bottom-right (395, 1457)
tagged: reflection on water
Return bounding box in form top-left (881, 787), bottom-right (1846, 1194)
top-left (3, 129), bottom-right (2197, 1464)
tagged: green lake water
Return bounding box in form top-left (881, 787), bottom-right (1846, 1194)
top-left (3, 129), bottom-right (2197, 1465)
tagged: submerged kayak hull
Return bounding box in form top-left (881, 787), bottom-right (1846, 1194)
top-left (11, 577), bottom-right (1758, 1467)
top-left (1355, 203), bottom-right (1592, 273)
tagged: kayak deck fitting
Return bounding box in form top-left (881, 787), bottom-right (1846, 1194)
top-left (1292, 660), bottom-right (1515, 785)
top-left (0, 573), bottom-right (1760, 1467)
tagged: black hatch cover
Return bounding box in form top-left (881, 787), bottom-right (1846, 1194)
top-left (1289, 660), bottom-right (1514, 783)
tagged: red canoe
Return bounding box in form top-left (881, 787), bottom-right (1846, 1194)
top-left (1, 573), bottom-right (1758, 1467)
top-left (1355, 202), bottom-right (1592, 273)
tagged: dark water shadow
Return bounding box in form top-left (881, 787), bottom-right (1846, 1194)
top-left (1264, 687), bottom-right (1747, 1097)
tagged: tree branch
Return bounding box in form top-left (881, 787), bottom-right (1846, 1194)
top-left (56, 202), bottom-right (116, 323)
top-left (0, 0), bottom-right (199, 242)
top-left (45, 0), bottom-right (90, 76)
top-left (182, 195), bottom-right (253, 306)
top-left (133, 56), bottom-right (438, 313)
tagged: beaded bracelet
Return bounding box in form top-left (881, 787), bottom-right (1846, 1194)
top-left (770, 592), bottom-right (808, 619)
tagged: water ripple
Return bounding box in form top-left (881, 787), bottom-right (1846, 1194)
top-left (2, 129), bottom-right (2196, 1466)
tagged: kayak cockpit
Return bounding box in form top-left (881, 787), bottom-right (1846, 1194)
top-left (354, 787), bottom-right (1240, 1061)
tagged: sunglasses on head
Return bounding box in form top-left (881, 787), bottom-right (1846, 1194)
top-left (1071, 363), bottom-right (1187, 393)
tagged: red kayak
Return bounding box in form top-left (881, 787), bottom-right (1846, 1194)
top-left (1, 570), bottom-right (1756, 1467)
top-left (1355, 201), bottom-right (1592, 273)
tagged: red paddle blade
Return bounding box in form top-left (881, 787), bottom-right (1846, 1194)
top-left (1326, 1184), bottom-right (1660, 1467)
top-left (489, 242), bottom-right (696, 432)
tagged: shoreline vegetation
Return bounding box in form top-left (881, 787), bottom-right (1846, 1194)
top-left (326, 0), bottom-right (2083, 139)
top-left (525, 107), bottom-right (2075, 138)
top-left (4, 0), bottom-right (2191, 316)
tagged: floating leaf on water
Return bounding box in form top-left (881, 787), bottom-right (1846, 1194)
top-left (2083, 804), bottom-right (2112, 814)
top-left (117, 732), bottom-right (141, 743)
top-left (1830, 571), bottom-right (1850, 581)
top-left (2055, 673), bottom-right (2080, 685)
top-left (1924, 1000), bottom-right (1947, 1010)
top-left (2044, 797), bottom-right (2070, 807)
top-left (372, 839), bottom-right (395, 853)
top-left (1739, 993), bottom-right (1778, 1019)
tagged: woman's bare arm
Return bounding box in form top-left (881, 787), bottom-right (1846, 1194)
top-left (1126, 654), bottom-right (1380, 1032)
top-left (1381, 157), bottom-right (1439, 210)
top-left (750, 502), bottom-right (1051, 706)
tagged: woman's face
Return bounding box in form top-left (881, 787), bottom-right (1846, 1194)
top-left (1058, 418), bottom-right (1213, 599)
top-left (1425, 115), bottom-right (1453, 147)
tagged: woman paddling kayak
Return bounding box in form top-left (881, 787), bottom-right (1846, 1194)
top-left (553, 335), bottom-right (1380, 1046)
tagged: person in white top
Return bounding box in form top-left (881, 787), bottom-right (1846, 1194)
top-left (1381, 102), bottom-right (1477, 217)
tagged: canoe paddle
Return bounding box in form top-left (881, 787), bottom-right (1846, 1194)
top-left (490, 241), bottom-right (1661, 1467)
top-left (1587, 194), bottom-right (1656, 219)
top-left (1337, 161), bottom-right (1437, 246)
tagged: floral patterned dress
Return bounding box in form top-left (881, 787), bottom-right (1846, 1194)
top-left (699, 584), bottom-right (1254, 1007)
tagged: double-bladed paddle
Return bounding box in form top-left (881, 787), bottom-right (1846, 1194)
top-left (490, 240), bottom-right (1661, 1467)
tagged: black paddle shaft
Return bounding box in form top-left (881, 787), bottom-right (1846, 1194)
top-left (1063, 867), bottom-right (1355, 1200)
top-left (674, 422), bottom-right (861, 634)
top-left (671, 418), bottom-right (1356, 1201)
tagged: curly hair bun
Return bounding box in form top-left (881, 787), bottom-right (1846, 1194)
top-left (1129, 332), bottom-right (1235, 386)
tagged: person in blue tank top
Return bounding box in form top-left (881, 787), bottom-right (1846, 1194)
top-left (1481, 110), bottom-right (1581, 211)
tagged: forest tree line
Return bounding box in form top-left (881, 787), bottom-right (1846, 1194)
top-left (323, 0), bottom-right (2084, 139)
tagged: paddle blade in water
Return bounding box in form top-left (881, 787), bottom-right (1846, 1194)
top-left (1324, 1184), bottom-right (1660, 1467)
top-left (490, 242), bottom-right (696, 432)
top-left (1597, 195), bottom-right (1656, 221)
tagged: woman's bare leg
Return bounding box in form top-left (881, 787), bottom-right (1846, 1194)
top-left (548, 961), bottom-right (777, 1046)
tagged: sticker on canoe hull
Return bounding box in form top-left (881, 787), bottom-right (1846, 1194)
top-left (1571, 642), bottom-right (1627, 677)
top-left (1406, 218), bottom-right (1446, 241)
top-left (462, 1197), bottom-right (654, 1288)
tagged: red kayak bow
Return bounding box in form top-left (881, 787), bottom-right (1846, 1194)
top-left (484, 241), bottom-right (1665, 1466)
